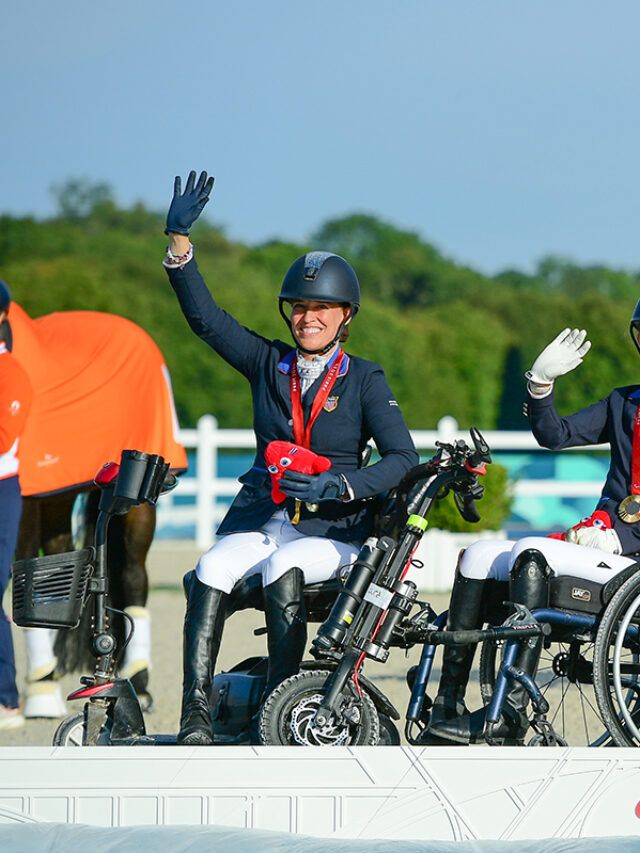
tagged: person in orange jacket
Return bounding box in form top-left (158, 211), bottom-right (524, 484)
top-left (0, 280), bottom-right (33, 729)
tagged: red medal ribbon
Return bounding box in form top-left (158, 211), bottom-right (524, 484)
top-left (631, 403), bottom-right (640, 495)
top-left (290, 349), bottom-right (344, 449)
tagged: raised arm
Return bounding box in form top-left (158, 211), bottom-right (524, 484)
top-left (163, 171), bottom-right (270, 377)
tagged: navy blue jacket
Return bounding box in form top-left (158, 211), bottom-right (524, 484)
top-left (527, 385), bottom-right (640, 555)
top-left (166, 258), bottom-right (418, 545)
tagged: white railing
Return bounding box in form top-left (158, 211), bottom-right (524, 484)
top-left (158, 414), bottom-right (607, 550)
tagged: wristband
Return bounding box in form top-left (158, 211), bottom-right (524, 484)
top-left (162, 243), bottom-right (194, 269)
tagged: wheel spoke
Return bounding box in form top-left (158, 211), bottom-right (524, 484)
top-left (480, 634), bottom-right (609, 746)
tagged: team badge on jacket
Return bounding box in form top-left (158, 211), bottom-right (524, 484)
top-left (324, 396), bottom-right (339, 413)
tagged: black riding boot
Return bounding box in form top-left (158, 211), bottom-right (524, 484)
top-left (448, 548), bottom-right (552, 746)
top-left (177, 572), bottom-right (228, 745)
top-left (263, 567), bottom-right (307, 698)
top-left (421, 571), bottom-right (487, 744)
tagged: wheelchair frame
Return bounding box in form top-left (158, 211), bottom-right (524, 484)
top-left (433, 585), bottom-right (640, 748)
top-left (225, 560), bottom-right (640, 747)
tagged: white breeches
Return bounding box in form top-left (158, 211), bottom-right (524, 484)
top-left (195, 509), bottom-right (360, 593)
top-left (459, 536), bottom-right (637, 584)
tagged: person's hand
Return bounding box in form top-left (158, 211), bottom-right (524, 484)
top-left (527, 328), bottom-right (591, 385)
top-left (565, 525), bottom-right (622, 554)
top-left (165, 170), bottom-right (215, 235)
top-left (279, 470), bottom-right (346, 503)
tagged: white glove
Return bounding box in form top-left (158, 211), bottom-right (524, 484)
top-left (527, 328), bottom-right (591, 389)
top-left (565, 525), bottom-right (622, 554)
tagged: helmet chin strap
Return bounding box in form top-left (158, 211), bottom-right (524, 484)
top-left (295, 334), bottom-right (341, 357)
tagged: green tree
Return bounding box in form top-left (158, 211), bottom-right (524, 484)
top-left (2, 188), bottom-right (639, 432)
top-left (312, 213), bottom-right (484, 308)
top-left (51, 178), bottom-right (114, 220)
top-left (428, 463), bottom-right (513, 533)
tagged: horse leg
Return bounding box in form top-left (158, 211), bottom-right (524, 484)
top-left (112, 503), bottom-right (156, 711)
top-left (16, 494), bottom-right (73, 719)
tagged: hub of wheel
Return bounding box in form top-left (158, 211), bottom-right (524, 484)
top-left (552, 649), bottom-right (592, 683)
top-left (289, 694), bottom-right (354, 746)
top-left (552, 652), bottom-right (569, 678)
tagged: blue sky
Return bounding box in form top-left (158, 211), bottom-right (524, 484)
top-left (4, 1), bottom-right (640, 275)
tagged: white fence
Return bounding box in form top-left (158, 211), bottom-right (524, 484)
top-left (158, 414), bottom-right (606, 551)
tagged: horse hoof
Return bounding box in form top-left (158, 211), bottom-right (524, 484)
top-left (138, 692), bottom-right (154, 713)
top-left (24, 682), bottom-right (67, 719)
top-left (130, 669), bottom-right (153, 713)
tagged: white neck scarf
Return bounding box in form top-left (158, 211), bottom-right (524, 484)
top-left (296, 351), bottom-right (331, 398)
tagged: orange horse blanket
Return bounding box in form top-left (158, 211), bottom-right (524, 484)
top-left (9, 303), bottom-right (188, 497)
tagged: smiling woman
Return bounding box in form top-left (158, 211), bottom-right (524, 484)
top-left (162, 170), bottom-right (418, 745)
top-left (289, 301), bottom-right (351, 357)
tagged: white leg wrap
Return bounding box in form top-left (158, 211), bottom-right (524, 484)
top-left (23, 681), bottom-right (67, 719)
top-left (24, 628), bottom-right (58, 683)
top-left (120, 606), bottom-right (152, 679)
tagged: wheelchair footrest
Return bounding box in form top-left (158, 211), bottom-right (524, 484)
top-left (528, 714), bottom-right (567, 747)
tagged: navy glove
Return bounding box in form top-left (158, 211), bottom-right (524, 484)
top-left (279, 471), bottom-right (346, 503)
top-left (165, 170), bottom-right (215, 235)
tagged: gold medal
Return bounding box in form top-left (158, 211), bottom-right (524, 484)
top-left (618, 495), bottom-right (640, 523)
top-left (290, 500), bottom-right (319, 524)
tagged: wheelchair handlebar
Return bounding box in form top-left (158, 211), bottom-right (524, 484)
top-left (394, 427), bottom-right (492, 526)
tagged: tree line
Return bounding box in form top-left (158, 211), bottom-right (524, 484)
top-left (2, 180), bottom-right (638, 434)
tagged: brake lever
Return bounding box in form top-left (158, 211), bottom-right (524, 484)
top-left (469, 426), bottom-right (492, 466)
top-left (454, 490), bottom-right (481, 523)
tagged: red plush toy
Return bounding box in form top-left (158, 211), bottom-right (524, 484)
top-left (265, 441), bottom-right (332, 504)
top-left (547, 509), bottom-right (613, 541)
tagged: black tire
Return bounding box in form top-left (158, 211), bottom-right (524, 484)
top-left (378, 713), bottom-right (401, 745)
top-left (53, 712), bottom-right (86, 746)
top-left (479, 632), bottom-right (610, 747)
top-left (593, 574), bottom-right (640, 747)
top-left (259, 670), bottom-right (380, 746)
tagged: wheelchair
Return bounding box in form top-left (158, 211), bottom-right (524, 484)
top-left (206, 571), bottom-right (403, 745)
top-left (208, 542), bottom-right (640, 747)
top-left (473, 559), bottom-right (640, 747)
top-left (191, 422), bottom-right (640, 748)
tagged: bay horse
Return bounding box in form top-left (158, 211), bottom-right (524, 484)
top-left (9, 302), bottom-right (187, 717)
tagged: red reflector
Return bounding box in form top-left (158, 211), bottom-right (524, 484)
top-left (94, 462), bottom-right (119, 486)
top-left (68, 682), bottom-right (115, 699)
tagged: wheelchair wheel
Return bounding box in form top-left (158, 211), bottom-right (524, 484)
top-left (479, 632), bottom-right (612, 746)
top-left (378, 713), bottom-right (401, 745)
top-left (52, 712), bottom-right (86, 746)
top-left (259, 670), bottom-right (380, 745)
top-left (593, 574), bottom-right (640, 747)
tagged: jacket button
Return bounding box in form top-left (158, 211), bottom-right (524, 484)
top-left (288, 419), bottom-right (293, 426)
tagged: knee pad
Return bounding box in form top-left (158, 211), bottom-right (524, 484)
top-left (509, 549), bottom-right (552, 610)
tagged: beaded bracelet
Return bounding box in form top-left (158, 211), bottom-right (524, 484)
top-left (162, 243), bottom-right (194, 269)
